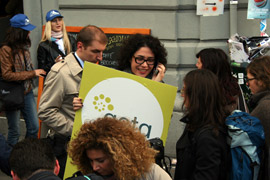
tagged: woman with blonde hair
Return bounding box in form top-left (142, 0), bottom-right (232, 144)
top-left (68, 117), bottom-right (171, 180)
top-left (37, 9), bottom-right (76, 73)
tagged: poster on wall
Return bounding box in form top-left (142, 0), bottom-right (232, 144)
top-left (196, 0), bottom-right (225, 16)
top-left (247, 0), bottom-right (270, 19)
top-left (100, 34), bottom-right (130, 68)
top-left (64, 62), bottom-right (178, 178)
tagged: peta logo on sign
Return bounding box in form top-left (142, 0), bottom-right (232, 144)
top-left (81, 77), bottom-right (164, 139)
top-left (92, 94), bottom-right (114, 112)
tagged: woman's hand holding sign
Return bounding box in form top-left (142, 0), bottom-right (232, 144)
top-left (73, 97), bottom-right (83, 111)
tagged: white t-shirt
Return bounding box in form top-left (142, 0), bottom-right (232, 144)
top-left (55, 38), bottom-right (65, 55)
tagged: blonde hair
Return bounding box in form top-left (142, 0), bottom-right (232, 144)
top-left (41, 20), bottom-right (72, 54)
top-left (68, 117), bottom-right (157, 180)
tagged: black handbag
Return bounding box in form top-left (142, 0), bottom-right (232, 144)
top-left (149, 137), bottom-right (172, 177)
top-left (0, 78), bottom-right (24, 111)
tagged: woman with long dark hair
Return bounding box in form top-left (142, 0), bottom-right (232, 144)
top-left (174, 69), bottom-right (230, 180)
top-left (0, 14), bottom-right (46, 145)
top-left (196, 48), bottom-right (248, 113)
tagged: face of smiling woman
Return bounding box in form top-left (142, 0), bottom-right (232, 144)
top-left (130, 47), bottom-right (155, 78)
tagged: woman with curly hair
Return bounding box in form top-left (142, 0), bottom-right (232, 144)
top-left (68, 117), bottom-right (171, 180)
top-left (196, 48), bottom-right (248, 113)
top-left (246, 56), bottom-right (270, 179)
top-left (72, 34), bottom-right (167, 110)
top-left (117, 33), bottom-right (167, 82)
top-left (37, 9), bottom-right (76, 74)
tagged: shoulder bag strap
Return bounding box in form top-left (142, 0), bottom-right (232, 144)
top-left (238, 85), bottom-right (249, 113)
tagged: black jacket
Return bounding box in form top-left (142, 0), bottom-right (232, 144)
top-left (174, 117), bottom-right (230, 180)
top-left (37, 34), bottom-right (76, 73)
top-left (65, 171), bottom-right (104, 180)
top-left (28, 171), bottom-right (61, 180)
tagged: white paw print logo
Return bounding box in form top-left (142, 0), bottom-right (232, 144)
top-left (93, 94), bottom-right (114, 112)
top-left (25, 19), bottom-right (29, 25)
top-left (50, 10), bottom-right (60, 17)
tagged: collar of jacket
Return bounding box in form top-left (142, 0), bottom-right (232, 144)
top-left (180, 115), bottom-right (190, 123)
top-left (65, 53), bottom-right (83, 77)
top-left (249, 90), bottom-right (270, 109)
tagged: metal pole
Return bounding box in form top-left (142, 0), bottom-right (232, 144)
top-left (230, 0), bottom-right (238, 36)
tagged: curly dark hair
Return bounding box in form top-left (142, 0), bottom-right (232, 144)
top-left (117, 34), bottom-right (167, 71)
top-left (196, 48), bottom-right (240, 106)
top-left (68, 117), bottom-right (157, 180)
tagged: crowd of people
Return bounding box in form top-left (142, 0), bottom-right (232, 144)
top-left (0, 10), bottom-right (270, 180)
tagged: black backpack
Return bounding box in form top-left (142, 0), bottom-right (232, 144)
top-left (149, 137), bottom-right (172, 177)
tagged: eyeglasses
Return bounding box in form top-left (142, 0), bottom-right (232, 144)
top-left (245, 77), bottom-right (256, 83)
top-left (133, 56), bottom-right (155, 65)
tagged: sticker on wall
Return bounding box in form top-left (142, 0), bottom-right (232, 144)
top-left (247, 0), bottom-right (270, 19)
top-left (197, 0), bottom-right (225, 16)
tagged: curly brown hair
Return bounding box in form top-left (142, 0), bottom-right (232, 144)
top-left (247, 55), bottom-right (270, 90)
top-left (68, 117), bottom-right (157, 180)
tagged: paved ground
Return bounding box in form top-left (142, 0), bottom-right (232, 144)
top-left (0, 116), bottom-right (25, 180)
top-left (0, 171), bottom-right (12, 180)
